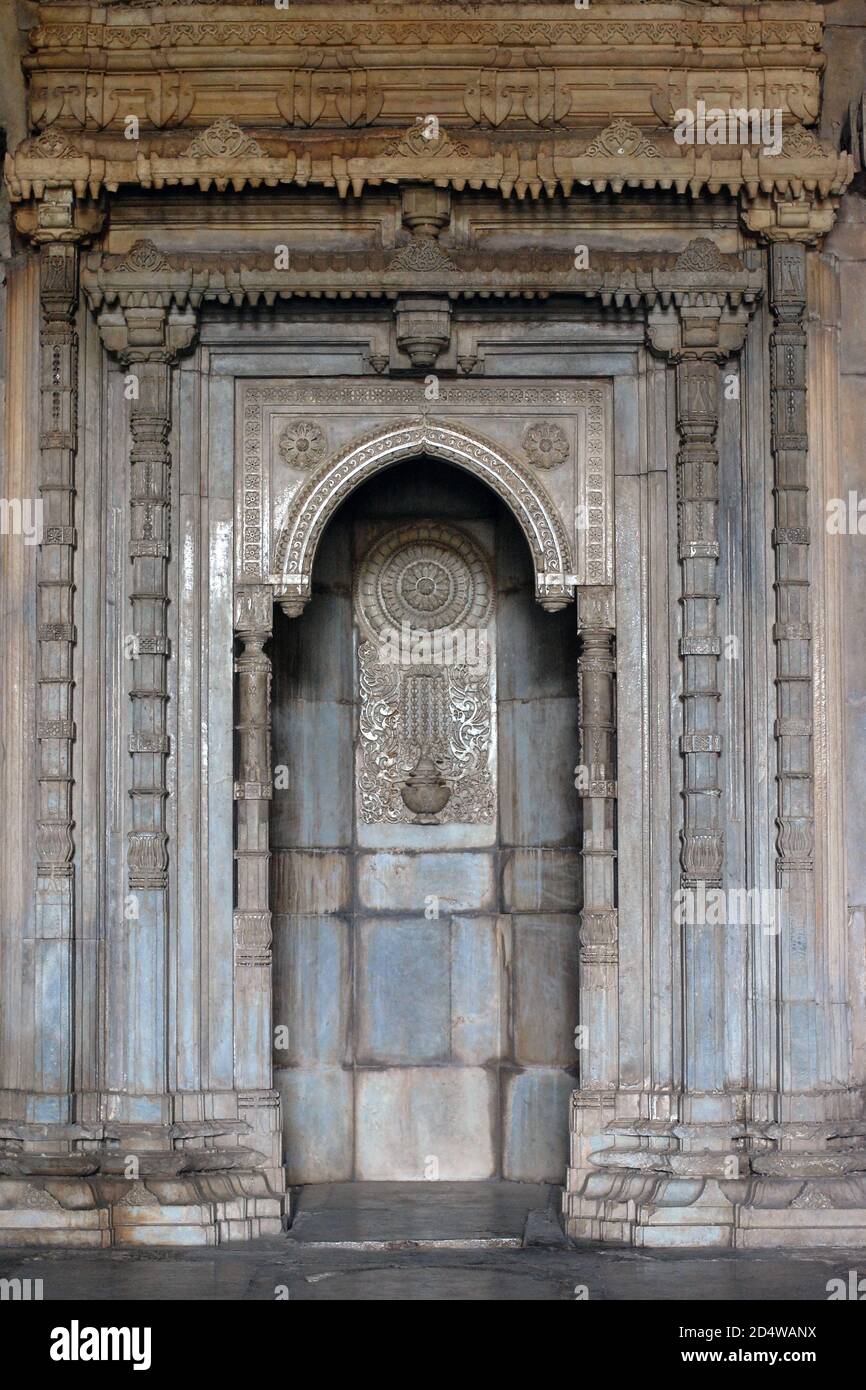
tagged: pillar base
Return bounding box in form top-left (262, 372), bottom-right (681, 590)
top-left (565, 1086), bottom-right (866, 1249)
top-left (0, 1088), bottom-right (287, 1247)
top-left (0, 1173), bottom-right (288, 1248)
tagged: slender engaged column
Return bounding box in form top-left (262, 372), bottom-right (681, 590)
top-left (675, 357), bottom-right (724, 889)
top-left (95, 296), bottom-right (197, 1115)
top-left (768, 242), bottom-right (821, 1094)
top-left (233, 586), bottom-right (275, 1092)
top-left (33, 236), bottom-right (79, 1121)
top-left (674, 355), bottom-right (728, 1097)
top-left (125, 354), bottom-right (173, 1101)
top-left (576, 587), bottom-right (618, 1091)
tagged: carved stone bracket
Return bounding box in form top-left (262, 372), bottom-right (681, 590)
top-left (394, 296), bottom-right (452, 369)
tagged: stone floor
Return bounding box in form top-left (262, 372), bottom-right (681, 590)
top-left (2, 1182), bottom-right (865, 1301)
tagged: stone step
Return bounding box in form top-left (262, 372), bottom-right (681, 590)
top-left (286, 1180), bottom-right (564, 1251)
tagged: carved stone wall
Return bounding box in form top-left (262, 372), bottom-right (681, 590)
top-left (1, 0), bottom-right (864, 1250)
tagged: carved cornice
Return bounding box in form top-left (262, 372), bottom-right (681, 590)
top-left (8, 3), bottom-right (848, 245)
top-left (80, 236), bottom-right (764, 312)
top-left (7, 122), bottom-right (851, 212)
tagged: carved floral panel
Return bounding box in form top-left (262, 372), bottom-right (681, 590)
top-left (354, 521), bottom-right (495, 826)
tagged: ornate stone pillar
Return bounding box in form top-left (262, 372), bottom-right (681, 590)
top-left (33, 233), bottom-right (79, 1120)
top-left (566, 244), bottom-right (761, 1244)
top-left (16, 189), bottom-right (102, 1128)
top-left (96, 297), bottom-right (197, 1115)
top-left (233, 586), bottom-right (274, 1094)
top-left (575, 588), bottom-right (618, 1092)
top-left (675, 357), bottom-right (724, 891)
top-left (233, 585), bottom-right (282, 1171)
top-left (768, 244), bottom-right (817, 1088)
top-left (766, 240), bottom-right (852, 1116)
top-left (645, 252), bottom-right (757, 1108)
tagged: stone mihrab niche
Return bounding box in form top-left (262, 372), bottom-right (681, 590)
top-left (355, 521), bottom-right (495, 826)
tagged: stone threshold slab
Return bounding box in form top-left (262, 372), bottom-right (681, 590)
top-left (287, 1180), bottom-right (558, 1246)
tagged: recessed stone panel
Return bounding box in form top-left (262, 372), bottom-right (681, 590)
top-left (271, 699), bottom-right (354, 849)
top-left (502, 848), bottom-right (582, 913)
top-left (499, 697), bottom-right (580, 848)
top-left (497, 587), bottom-right (578, 702)
top-left (450, 916), bottom-right (504, 1064)
top-left (271, 850), bottom-right (352, 915)
top-left (272, 915), bottom-right (350, 1065)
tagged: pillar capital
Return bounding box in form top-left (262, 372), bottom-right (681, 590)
top-left (81, 240), bottom-right (201, 364)
top-left (93, 301), bottom-right (199, 367)
top-left (646, 300), bottom-right (754, 365)
top-left (13, 187), bottom-right (104, 248)
top-left (741, 192), bottom-right (844, 247)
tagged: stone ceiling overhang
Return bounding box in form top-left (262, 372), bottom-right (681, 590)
top-left (4, 2), bottom-right (855, 246)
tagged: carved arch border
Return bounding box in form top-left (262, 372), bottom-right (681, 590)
top-left (271, 418), bottom-right (576, 614)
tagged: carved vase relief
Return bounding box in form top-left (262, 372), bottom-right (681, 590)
top-left (354, 521), bottom-right (495, 826)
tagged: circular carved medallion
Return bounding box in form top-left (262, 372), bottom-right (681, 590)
top-left (355, 522), bottom-right (493, 639)
top-left (523, 420), bottom-right (569, 469)
top-left (278, 419), bottom-right (327, 469)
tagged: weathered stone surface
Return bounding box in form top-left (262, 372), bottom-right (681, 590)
top-left (271, 851), bottom-right (352, 915)
top-left (272, 915), bottom-right (350, 1065)
top-left (450, 917), bottom-right (504, 1065)
top-left (499, 698), bottom-right (580, 848)
top-left (512, 916), bottom-right (580, 1067)
top-left (357, 853), bottom-right (497, 914)
top-left (356, 919), bottom-right (451, 1065)
top-left (502, 850), bottom-right (582, 913)
top-left (503, 1070), bottom-right (574, 1183)
top-left (355, 1069), bottom-right (496, 1182)
top-left (277, 1068), bottom-right (354, 1186)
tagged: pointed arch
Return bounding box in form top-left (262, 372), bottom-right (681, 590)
top-left (273, 418), bottom-right (575, 614)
